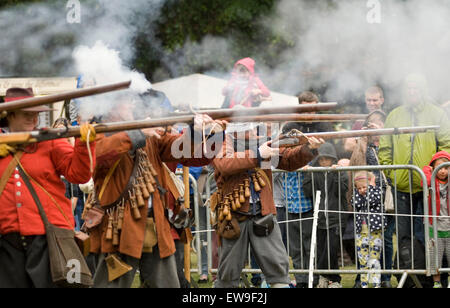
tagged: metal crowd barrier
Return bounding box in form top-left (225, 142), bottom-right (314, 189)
top-left (429, 162), bottom-right (450, 282)
top-left (193, 165), bottom-right (438, 288)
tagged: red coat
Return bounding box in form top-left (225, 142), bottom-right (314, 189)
top-left (422, 151), bottom-right (450, 225)
top-left (0, 138), bottom-right (95, 235)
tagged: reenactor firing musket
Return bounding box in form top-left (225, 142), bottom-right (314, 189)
top-left (0, 80), bottom-right (132, 117)
top-left (272, 126), bottom-right (441, 148)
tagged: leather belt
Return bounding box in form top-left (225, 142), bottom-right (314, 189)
top-left (0, 233), bottom-right (36, 251)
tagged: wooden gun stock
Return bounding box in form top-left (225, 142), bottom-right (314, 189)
top-left (0, 132), bottom-right (36, 145)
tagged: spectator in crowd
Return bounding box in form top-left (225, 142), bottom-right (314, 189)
top-left (353, 86), bottom-right (386, 130)
top-left (344, 86), bottom-right (386, 152)
top-left (303, 142), bottom-right (349, 288)
top-left (273, 91), bottom-right (329, 287)
top-left (347, 110), bottom-right (395, 288)
top-left (221, 57), bottom-right (271, 108)
top-left (351, 171), bottom-right (387, 288)
top-left (378, 74), bottom-right (450, 264)
top-left (422, 151), bottom-right (450, 288)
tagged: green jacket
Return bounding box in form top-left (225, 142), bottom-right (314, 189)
top-left (378, 102), bottom-right (450, 193)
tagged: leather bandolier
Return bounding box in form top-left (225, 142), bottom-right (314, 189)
top-left (82, 148), bottom-right (161, 248)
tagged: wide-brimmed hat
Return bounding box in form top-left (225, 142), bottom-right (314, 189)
top-left (3, 87), bottom-right (55, 112)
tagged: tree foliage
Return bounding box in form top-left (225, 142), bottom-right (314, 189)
top-left (2, 0), bottom-right (292, 83)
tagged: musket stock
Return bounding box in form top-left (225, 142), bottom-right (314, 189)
top-left (0, 80), bottom-right (131, 113)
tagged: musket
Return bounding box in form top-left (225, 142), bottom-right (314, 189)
top-left (218, 113), bottom-right (367, 123)
top-left (0, 80), bottom-right (132, 114)
top-left (171, 102), bottom-right (338, 119)
top-left (272, 126), bottom-right (440, 148)
top-left (0, 115), bottom-right (197, 145)
top-left (0, 111), bottom-right (364, 145)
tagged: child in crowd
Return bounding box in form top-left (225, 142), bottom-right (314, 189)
top-left (422, 151), bottom-right (450, 288)
top-left (303, 142), bottom-right (348, 288)
top-left (221, 57), bottom-right (271, 108)
top-left (351, 171), bottom-right (386, 288)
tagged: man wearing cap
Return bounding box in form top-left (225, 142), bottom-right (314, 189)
top-left (0, 87), bottom-right (96, 287)
top-left (211, 121), bottom-right (324, 288)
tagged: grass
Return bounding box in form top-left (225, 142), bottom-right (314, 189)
top-left (131, 250), bottom-right (399, 288)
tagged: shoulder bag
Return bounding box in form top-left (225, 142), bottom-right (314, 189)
top-left (16, 156), bottom-right (93, 287)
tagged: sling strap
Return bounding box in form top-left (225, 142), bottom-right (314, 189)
top-left (98, 157), bottom-right (122, 201)
top-left (0, 151), bottom-right (24, 198)
top-left (15, 155), bottom-right (74, 229)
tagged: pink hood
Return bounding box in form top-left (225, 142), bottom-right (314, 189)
top-left (234, 57), bottom-right (255, 75)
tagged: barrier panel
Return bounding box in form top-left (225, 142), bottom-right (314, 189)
top-left (429, 162), bottom-right (450, 286)
top-left (197, 165), bottom-right (434, 288)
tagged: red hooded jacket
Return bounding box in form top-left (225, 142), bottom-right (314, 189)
top-left (422, 151), bottom-right (450, 225)
top-left (222, 57), bottom-right (270, 108)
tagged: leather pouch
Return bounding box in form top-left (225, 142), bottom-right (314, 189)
top-left (252, 214), bottom-right (274, 237)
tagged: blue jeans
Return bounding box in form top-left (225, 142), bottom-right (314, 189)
top-left (396, 191), bottom-right (425, 246)
top-left (381, 215), bottom-right (395, 282)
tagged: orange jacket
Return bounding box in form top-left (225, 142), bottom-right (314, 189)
top-left (0, 138), bottom-right (95, 235)
top-left (213, 134), bottom-right (315, 216)
top-left (89, 131), bottom-right (213, 259)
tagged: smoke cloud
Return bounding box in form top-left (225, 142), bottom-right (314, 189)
top-left (259, 0), bottom-right (450, 110)
top-left (1, 0), bottom-right (450, 115)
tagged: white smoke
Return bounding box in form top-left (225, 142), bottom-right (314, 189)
top-left (73, 41), bottom-right (151, 93)
top-left (0, 0), bottom-right (164, 77)
top-left (2, 0), bottom-right (450, 114)
top-left (257, 0), bottom-right (450, 109)
top-left (72, 41), bottom-right (153, 120)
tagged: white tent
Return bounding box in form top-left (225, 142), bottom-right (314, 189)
top-left (151, 73), bottom-right (299, 109)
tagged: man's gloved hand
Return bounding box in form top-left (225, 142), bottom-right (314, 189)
top-left (80, 123), bottom-right (96, 143)
top-left (79, 178), bottom-right (94, 194)
top-left (258, 140), bottom-right (279, 160)
top-left (0, 144), bottom-right (16, 157)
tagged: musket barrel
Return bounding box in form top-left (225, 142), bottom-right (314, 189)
top-left (273, 125), bottom-right (440, 147)
top-left (304, 126), bottom-right (440, 139)
top-left (172, 102), bottom-right (338, 119)
top-left (219, 113), bottom-right (367, 123)
top-left (0, 80), bottom-right (131, 112)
